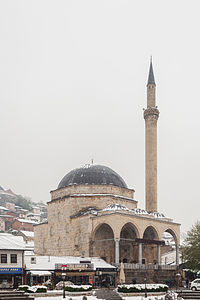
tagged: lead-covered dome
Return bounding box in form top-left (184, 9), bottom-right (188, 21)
top-left (58, 165), bottom-right (127, 189)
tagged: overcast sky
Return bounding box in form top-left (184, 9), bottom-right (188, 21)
top-left (0, 0), bottom-right (199, 234)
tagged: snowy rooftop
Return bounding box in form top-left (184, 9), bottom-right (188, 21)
top-left (71, 203), bottom-right (170, 220)
top-left (17, 218), bottom-right (39, 224)
top-left (0, 206), bottom-right (8, 211)
top-left (20, 230), bottom-right (34, 237)
top-left (0, 233), bottom-right (28, 250)
top-left (25, 255), bottom-right (116, 271)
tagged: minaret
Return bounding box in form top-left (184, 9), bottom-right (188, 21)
top-left (144, 58), bottom-right (159, 212)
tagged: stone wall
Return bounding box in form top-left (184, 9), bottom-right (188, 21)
top-left (50, 184), bottom-right (134, 201)
top-left (34, 223), bottom-right (48, 255)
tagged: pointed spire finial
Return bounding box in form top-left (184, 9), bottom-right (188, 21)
top-left (147, 57), bottom-right (156, 86)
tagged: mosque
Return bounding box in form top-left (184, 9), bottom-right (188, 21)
top-left (34, 61), bottom-right (180, 282)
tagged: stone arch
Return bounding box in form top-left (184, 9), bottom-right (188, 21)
top-left (90, 223), bottom-right (115, 263)
top-left (163, 228), bottom-right (178, 244)
top-left (119, 222), bottom-right (139, 263)
top-left (142, 225), bottom-right (159, 264)
top-left (91, 222), bottom-right (115, 241)
top-left (120, 222), bottom-right (139, 239)
top-left (161, 228), bottom-right (179, 265)
top-left (143, 225), bottom-right (159, 240)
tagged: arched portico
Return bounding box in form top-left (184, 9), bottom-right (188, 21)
top-left (90, 223), bottom-right (115, 263)
top-left (162, 228), bottom-right (179, 265)
top-left (135, 225), bottom-right (163, 265)
top-left (119, 223), bottom-right (139, 263)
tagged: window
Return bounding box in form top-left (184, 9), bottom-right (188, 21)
top-left (31, 257), bottom-right (36, 264)
top-left (10, 254), bottom-right (17, 263)
top-left (1, 254), bottom-right (7, 263)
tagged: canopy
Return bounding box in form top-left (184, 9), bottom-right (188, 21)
top-left (30, 270), bottom-right (52, 276)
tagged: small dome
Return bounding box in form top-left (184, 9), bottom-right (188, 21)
top-left (58, 165), bottom-right (127, 189)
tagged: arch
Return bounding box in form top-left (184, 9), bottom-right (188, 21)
top-left (90, 223), bottom-right (115, 263)
top-left (92, 222), bottom-right (114, 241)
top-left (94, 223), bottom-right (114, 240)
top-left (163, 228), bottom-right (178, 244)
top-left (120, 222), bottom-right (139, 240)
top-left (143, 226), bottom-right (159, 240)
top-left (161, 228), bottom-right (179, 265)
top-left (142, 226), bottom-right (159, 265)
top-left (119, 223), bottom-right (139, 264)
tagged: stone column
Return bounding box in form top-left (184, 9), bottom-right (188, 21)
top-left (115, 238), bottom-right (120, 264)
top-left (138, 243), bottom-right (142, 264)
top-left (176, 245), bottom-right (179, 265)
top-left (157, 244), bottom-right (161, 265)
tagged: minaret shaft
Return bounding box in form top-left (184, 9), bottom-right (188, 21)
top-left (144, 62), bottom-right (159, 212)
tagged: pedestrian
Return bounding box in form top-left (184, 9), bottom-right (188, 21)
top-left (165, 277), bottom-right (169, 286)
top-left (132, 278), bottom-right (136, 284)
top-left (186, 278), bottom-right (189, 289)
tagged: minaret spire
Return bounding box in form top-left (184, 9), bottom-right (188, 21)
top-left (147, 56), bottom-right (156, 86)
top-left (144, 58), bottom-right (159, 212)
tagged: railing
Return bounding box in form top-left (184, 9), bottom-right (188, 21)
top-left (112, 263), bottom-right (177, 270)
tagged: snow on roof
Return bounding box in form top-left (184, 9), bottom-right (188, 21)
top-left (0, 233), bottom-right (27, 250)
top-left (101, 204), bottom-right (167, 219)
top-left (20, 230), bottom-right (34, 237)
top-left (17, 218), bottom-right (38, 224)
top-left (30, 270), bottom-right (52, 276)
top-left (71, 207), bottom-right (99, 218)
top-left (27, 213), bottom-right (41, 216)
top-left (0, 191), bottom-right (15, 197)
top-left (0, 206), bottom-right (8, 211)
top-left (25, 255), bottom-right (116, 271)
top-left (103, 203), bottom-right (130, 212)
top-left (0, 214), bottom-right (14, 218)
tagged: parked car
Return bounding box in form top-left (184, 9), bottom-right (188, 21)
top-left (191, 279), bottom-right (200, 290)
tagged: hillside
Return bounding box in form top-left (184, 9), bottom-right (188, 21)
top-left (0, 186), bottom-right (33, 211)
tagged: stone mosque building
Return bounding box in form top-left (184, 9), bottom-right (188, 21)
top-left (34, 61), bottom-right (180, 271)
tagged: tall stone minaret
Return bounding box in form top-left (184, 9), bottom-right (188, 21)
top-left (144, 58), bottom-right (159, 212)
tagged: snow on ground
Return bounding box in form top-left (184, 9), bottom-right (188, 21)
top-left (35, 295), bottom-right (177, 300)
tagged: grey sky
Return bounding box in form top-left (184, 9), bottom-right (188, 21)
top-left (0, 0), bottom-right (199, 234)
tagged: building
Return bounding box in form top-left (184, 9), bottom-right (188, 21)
top-left (0, 233), bottom-right (27, 288)
top-left (0, 215), bottom-right (14, 231)
top-left (17, 230), bottom-right (34, 243)
top-left (12, 218), bottom-right (38, 232)
top-left (34, 61), bottom-right (181, 283)
top-left (25, 254), bottom-right (116, 286)
top-left (24, 254), bottom-right (116, 286)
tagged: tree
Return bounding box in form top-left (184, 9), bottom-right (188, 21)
top-left (183, 221), bottom-right (200, 271)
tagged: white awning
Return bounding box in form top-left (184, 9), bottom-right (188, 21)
top-left (30, 271), bottom-right (52, 276)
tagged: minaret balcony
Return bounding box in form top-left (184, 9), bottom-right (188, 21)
top-left (143, 107), bottom-right (159, 121)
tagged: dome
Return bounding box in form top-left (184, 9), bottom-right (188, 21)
top-left (58, 164), bottom-right (127, 189)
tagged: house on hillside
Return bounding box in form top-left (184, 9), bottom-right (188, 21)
top-left (12, 218), bottom-right (38, 232)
